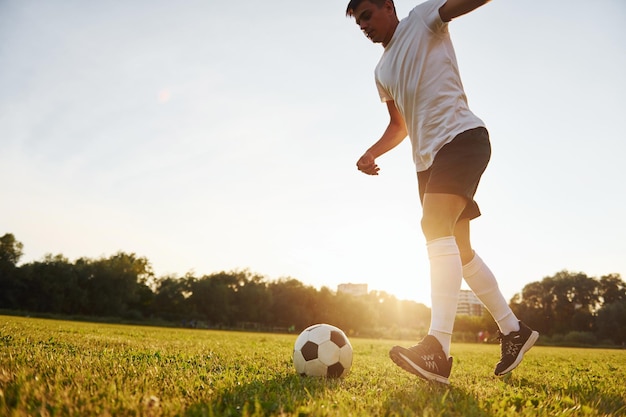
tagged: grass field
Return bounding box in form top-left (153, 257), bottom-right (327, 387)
top-left (1, 316), bottom-right (624, 416)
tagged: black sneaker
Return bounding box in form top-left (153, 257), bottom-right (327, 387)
top-left (494, 321), bottom-right (539, 376)
top-left (389, 335), bottom-right (453, 384)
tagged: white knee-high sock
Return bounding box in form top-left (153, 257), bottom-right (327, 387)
top-left (462, 253), bottom-right (520, 335)
top-left (427, 236), bottom-right (462, 357)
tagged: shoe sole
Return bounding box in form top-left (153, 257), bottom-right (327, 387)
top-left (496, 330), bottom-right (539, 376)
top-left (389, 350), bottom-right (450, 384)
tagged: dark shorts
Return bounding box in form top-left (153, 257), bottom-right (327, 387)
top-left (417, 127), bottom-right (491, 220)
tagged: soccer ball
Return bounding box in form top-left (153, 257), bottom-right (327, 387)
top-left (293, 323), bottom-right (353, 378)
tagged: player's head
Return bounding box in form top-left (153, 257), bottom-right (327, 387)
top-left (345, 0), bottom-right (396, 17)
top-left (346, 0), bottom-right (398, 46)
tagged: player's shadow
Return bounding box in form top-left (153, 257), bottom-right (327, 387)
top-left (183, 374), bottom-right (337, 416)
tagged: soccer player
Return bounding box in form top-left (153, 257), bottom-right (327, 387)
top-left (346, 0), bottom-right (538, 384)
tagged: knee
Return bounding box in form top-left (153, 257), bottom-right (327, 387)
top-left (421, 213), bottom-right (455, 241)
top-left (421, 194), bottom-right (467, 240)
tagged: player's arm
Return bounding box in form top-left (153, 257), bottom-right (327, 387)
top-left (438, 0), bottom-right (490, 22)
top-left (356, 100), bottom-right (407, 176)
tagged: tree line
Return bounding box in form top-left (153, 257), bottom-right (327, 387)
top-left (510, 270), bottom-right (626, 346)
top-left (1, 233), bottom-right (625, 345)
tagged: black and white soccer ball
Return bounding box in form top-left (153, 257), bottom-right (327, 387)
top-left (293, 323), bottom-right (353, 378)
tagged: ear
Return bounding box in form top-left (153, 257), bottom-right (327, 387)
top-left (383, 0), bottom-right (396, 16)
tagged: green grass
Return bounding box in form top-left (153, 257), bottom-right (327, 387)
top-left (1, 315), bottom-right (624, 416)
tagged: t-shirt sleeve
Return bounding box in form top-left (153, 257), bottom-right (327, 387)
top-left (410, 0), bottom-right (448, 33)
top-left (375, 77), bottom-right (392, 102)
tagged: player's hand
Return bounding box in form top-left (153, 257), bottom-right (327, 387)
top-left (356, 151), bottom-right (379, 175)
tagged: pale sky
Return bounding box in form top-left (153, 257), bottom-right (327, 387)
top-left (1, 0), bottom-right (625, 307)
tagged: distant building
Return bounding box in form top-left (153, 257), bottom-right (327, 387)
top-left (457, 290), bottom-right (483, 316)
top-left (337, 283), bottom-right (368, 297)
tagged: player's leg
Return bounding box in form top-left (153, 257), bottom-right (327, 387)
top-left (455, 218), bottom-right (539, 375)
top-left (455, 218), bottom-right (519, 334)
top-left (451, 218), bottom-right (474, 264)
top-left (421, 192), bottom-right (467, 357)
top-left (388, 193), bottom-right (464, 384)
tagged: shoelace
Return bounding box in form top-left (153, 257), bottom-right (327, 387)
top-left (408, 338), bottom-right (440, 355)
top-left (497, 331), bottom-right (522, 356)
top-left (408, 343), bottom-right (428, 355)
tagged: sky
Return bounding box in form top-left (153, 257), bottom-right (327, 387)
top-left (1, 0), bottom-right (625, 307)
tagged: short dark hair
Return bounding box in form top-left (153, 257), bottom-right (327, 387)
top-left (346, 0), bottom-right (395, 17)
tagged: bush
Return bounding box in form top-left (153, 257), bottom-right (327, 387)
top-left (550, 333), bottom-right (565, 344)
top-left (563, 331), bottom-right (597, 346)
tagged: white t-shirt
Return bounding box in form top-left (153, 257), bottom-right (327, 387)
top-left (375, 0), bottom-right (484, 172)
